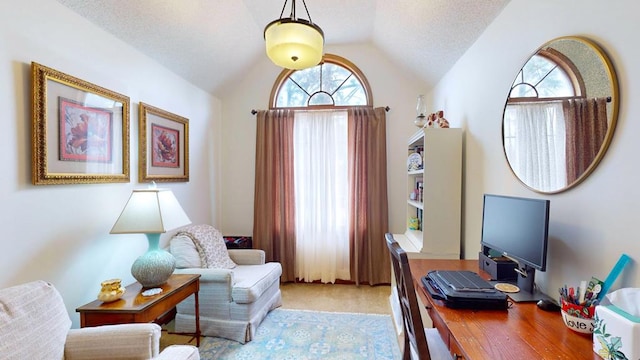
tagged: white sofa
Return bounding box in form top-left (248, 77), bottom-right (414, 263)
top-left (170, 232), bottom-right (282, 343)
top-left (0, 280), bottom-right (199, 360)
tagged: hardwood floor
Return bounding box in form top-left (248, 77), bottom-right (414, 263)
top-left (280, 282), bottom-right (392, 314)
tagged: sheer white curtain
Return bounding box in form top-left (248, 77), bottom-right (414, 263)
top-left (503, 102), bottom-right (566, 192)
top-left (293, 110), bottom-right (350, 283)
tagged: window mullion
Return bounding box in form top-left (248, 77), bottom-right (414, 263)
top-left (289, 78), bottom-right (311, 97)
top-left (330, 74), bottom-right (352, 97)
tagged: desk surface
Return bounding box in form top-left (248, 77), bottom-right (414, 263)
top-left (409, 259), bottom-right (598, 360)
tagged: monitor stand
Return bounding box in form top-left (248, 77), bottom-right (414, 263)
top-left (489, 280), bottom-right (547, 302)
top-left (490, 264), bottom-right (549, 303)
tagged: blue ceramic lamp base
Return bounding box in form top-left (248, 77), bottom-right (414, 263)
top-left (131, 233), bottom-right (176, 288)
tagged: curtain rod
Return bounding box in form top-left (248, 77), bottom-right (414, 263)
top-left (508, 96), bottom-right (611, 105)
top-left (251, 106), bottom-right (390, 115)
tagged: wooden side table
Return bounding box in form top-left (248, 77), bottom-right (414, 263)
top-left (76, 274), bottom-right (201, 346)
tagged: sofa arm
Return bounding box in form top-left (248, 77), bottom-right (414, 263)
top-left (228, 249), bottom-right (265, 265)
top-left (155, 345), bottom-right (200, 360)
top-left (173, 268), bottom-right (236, 302)
top-left (174, 267), bottom-right (234, 284)
top-left (65, 323), bottom-right (161, 359)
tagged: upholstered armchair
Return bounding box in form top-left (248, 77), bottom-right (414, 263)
top-left (0, 280), bottom-right (199, 360)
top-left (169, 224), bottom-right (282, 343)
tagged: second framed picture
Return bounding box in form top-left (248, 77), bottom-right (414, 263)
top-left (139, 102), bottom-right (189, 182)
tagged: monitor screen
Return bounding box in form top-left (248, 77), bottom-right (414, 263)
top-left (481, 194), bottom-right (550, 271)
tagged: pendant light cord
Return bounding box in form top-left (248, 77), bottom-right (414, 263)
top-left (279, 0), bottom-right (288, 19)
top-left (289, 0), bottom-right (295, 19)
top-left (278, 0), bottom-right (314, 23)
top-left (301, 0), bottom-right (314, 23)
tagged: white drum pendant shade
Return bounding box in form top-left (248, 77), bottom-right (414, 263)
top-left (265, 19), bottom-right (324, 70)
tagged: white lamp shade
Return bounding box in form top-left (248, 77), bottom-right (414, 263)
top-left (110, 189), bottom-right (191, 234)
top-left (265, 19), bottom-right (324, 70)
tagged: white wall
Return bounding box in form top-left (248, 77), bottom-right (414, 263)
top-left (431, 0), bottom-right (640, 296)
top-left (0, 0), bottom-right (221, 327)
top-left (219, 43), bottom-right (428, 236)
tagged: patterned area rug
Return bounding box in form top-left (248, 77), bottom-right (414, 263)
top-left (198, 309), bottom-right (401, 359)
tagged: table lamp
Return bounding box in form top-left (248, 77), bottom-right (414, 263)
top-left (110, 185), bottom-right (191, 288)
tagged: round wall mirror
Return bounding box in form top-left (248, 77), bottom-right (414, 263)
top-left (502, 36), bottom-right (619, 194)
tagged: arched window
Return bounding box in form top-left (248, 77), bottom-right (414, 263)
top-left (508, 49), bottom-right (585, 101)
top-left (258, 54), bottom-right (385, 284)
top-left (269, 54), bottom-right (372, 109)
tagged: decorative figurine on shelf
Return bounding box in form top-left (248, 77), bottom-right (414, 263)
top-left (407, 151), bottom-right (422, 171)
top-left (408, 217), bottom-right (420, 230)
top-left (425, 113), bottom-right (436, 128)
top-left (435, 110), bottom-right (450, 128)
top-left (97, 278), bottom-right (126, 303)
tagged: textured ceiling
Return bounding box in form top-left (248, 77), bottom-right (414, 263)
top-left (56, 0), bottom-right (509, 96)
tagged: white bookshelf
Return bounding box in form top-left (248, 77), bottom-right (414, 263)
top-left (390, 127), bottom-right (463, 336)
top-left (403, 128), bottom-right (462, 259)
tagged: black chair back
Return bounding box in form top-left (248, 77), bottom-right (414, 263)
top-left (386, 233), bottom-right (431, 359)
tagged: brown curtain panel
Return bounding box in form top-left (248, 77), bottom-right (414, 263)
top-left (564, 97), bottom-right (608, 184)
top-left (253, 109), bottom-right (297, 282)
top-left (348, 107), bottom-right (390, 285)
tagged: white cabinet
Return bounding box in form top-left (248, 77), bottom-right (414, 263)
top-left (400, 127), bottom-right (462, 259)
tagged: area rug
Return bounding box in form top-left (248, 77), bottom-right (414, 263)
top-left (198, 309), bottom-right (401, 360)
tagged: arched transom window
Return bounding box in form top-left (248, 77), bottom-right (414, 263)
top-left (270, 54), bottom-right (372, 109)
top-left (508, 49), bottom-right (585, 101)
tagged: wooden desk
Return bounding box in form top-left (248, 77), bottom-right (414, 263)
top-left (77, 274), bottom-right (201, 346)
top-left (409, 259), bottom-right (598, 360)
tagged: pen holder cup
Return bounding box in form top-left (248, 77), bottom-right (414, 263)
top-left (561, 298), bottom-right (596, 334)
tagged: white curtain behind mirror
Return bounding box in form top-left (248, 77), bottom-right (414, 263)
top-left (504, 102), bottom-right (566, 192)
top-left (293, 110), bottom-right (350, 283)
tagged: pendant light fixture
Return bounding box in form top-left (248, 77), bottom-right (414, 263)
top-left (264, 0), bottom-right (324, 70)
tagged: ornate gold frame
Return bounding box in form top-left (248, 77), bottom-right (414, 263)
top-left (31, 62), bottom-right (130, 185)
top-left (138, 102), bottom-right (189, 182)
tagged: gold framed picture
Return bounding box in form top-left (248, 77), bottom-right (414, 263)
top-left (31, 62), bottom-right (130, 185)
top-left (138, 102), bottom-right (189, 182)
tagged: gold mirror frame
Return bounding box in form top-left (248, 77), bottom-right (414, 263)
top-left (502, 36), bottom-right (619, 194)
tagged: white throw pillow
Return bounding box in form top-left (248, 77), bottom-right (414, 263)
top-left (175, 224), bottom-right (237, 269)
top-left (170, 235), bottom-right (202, 268)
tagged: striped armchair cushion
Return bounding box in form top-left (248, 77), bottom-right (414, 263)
top-left (0, 280), bottom-right (71, 359)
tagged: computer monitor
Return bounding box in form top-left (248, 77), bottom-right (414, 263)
top-left (481, 194), bottom-right (550, 301)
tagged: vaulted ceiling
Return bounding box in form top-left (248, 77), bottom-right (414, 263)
top-left (56, 0), bottom-right (509, 96)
